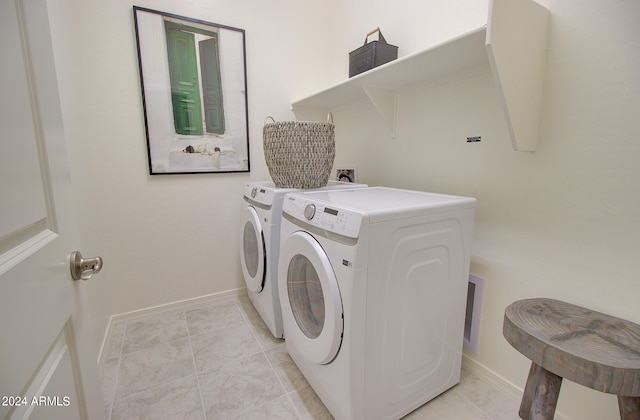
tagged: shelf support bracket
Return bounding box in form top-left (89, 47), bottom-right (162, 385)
top-left (363, 86), bottom-right (397, 139)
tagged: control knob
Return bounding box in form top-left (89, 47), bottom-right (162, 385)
top-left (304, 204), bottom-right (316, 220)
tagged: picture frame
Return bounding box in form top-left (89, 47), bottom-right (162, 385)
top-left (133, 6), bottom-right (250, 174)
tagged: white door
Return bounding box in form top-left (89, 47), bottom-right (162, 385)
top-left (0, 0), bottom-right (104, 419)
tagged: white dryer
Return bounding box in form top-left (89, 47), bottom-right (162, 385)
top-left (278, 187), bottom-right (476, 419)
top-left (240, 180), bottom-right (365, 338)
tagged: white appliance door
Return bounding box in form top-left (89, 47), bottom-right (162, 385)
top-left (240, 206), bottom-right (265, 292)
top-left (280, 231), bottom-right (342, 364)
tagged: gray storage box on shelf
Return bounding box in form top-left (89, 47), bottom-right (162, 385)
top-left (263, 116), bottom-right (335, 189)
top-left (349, 28), bottom-right (398, 77)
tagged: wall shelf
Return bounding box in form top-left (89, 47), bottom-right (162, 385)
top-left (290, 0), bottom-right (549, 151)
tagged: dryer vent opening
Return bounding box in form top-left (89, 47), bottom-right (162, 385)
top-left (464, 274), bottom-right (485, 354)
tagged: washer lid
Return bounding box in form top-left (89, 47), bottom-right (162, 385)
top-left (280, 231), bottom-right (343, 364)
top-left (240, 206), bottom-right (265, 293)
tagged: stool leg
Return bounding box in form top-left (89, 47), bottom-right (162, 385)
top-left (519, 363), bottom-right (539, 418)
top-left (618, 396), bottom-right (640, 420)
top-left (519, 362), bottom-right (562, 420)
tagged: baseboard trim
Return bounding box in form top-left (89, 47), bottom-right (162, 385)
top-left (462, 353), bottom-right (523, 401)
top-left (462, 353), bottom-right (570, 420)
top-left (97, 288), bottom-right (247, 371)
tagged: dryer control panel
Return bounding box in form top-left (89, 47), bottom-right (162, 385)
top-left (243, 183), bottom-right (275, 207)
top-left (283, 195), bottom-right (363, 239)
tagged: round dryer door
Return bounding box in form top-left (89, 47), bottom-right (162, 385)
top-left (240, 206), bottom-right (265, 293)
top-left (280, 231), bottom-right (343, 364)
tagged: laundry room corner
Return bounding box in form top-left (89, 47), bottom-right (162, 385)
top-left (49, 0), bottom-right (340, 354)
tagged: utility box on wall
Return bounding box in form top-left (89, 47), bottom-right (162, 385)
top-left (464, 274), bottom-right (485, 354)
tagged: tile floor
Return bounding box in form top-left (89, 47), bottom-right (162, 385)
top-left (100, 295), bottom-right (522, 419)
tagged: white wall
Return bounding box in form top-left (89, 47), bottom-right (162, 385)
top-left (47, 0), bottom-right (640, 419)
top-left (48, 0), bottom-right (339, 350)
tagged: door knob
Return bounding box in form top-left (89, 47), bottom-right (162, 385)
top-left (70, 251), bottom-right (103, 281)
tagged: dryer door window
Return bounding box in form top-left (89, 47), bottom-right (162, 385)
top-left (281, 231), bottom-right (343, 364)
top-left (240, 206), bottom-right (265, 292)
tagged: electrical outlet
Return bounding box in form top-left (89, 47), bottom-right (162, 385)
top-left (336, 167), bottom-right (357, 183)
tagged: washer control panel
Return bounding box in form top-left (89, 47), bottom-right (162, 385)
top-left (284, 195), bottom-right (362, 239)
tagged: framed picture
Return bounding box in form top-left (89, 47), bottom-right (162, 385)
top-left (133, 6), bottom-right (250, 174)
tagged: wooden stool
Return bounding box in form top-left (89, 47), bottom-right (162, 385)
top-left (503, 298), bottom-right (640, 420)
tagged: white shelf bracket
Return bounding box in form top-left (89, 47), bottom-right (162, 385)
top-left (363, 86), bottom-right (397, 139)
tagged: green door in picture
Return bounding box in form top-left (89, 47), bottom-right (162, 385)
top-left (165, 23), bottom-right (203, 135)
top-left (199, 37), bottom-right (225, 134)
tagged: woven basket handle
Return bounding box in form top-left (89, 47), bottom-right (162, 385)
top-left (363, 27), bottom-right (387, 45)
top-left (327, 113), bottom-right (333, 124)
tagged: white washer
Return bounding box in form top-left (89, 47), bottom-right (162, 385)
top-left (240, 180), bottom-right (366, 338)
top-left (278, 187), bottom-right (476, 419)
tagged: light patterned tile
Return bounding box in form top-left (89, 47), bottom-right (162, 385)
top-left (185, 299), bottom-right (245, 336)
top-left (99, 298), bottom-right (523, 420)
top-left (453, 372), bottom-right (521, 420)
top-left (236, 294), bottom-right (262, 323)
top-left (100, 356), bottom-right (119, 406)
top-left (122, 311), bottom-right (189, 354)
top-left (265, 344), bottom-right (309, 393)
top-left (247, 314), bottom-right (285, 350)
top-left (115, 338), bottom-right (195, 399)
top-left (231, 395), bottom-right (299, 419)
top-left (111, 375), bottom-right (204, 420)
top-left (236, 295), bottom-right (285, 350)
top-left (404, 388), bottom-right (492, 420)
top-left (199, 352), bottom-right (286, 419)
top-left (288, 383), bottom-right (333, 420)
top-left (461, 364), bottom-right (473, 381)
top-left (103, 323), bottom-right (125, 364)
top-left (190, 323), bottom-right (261, 373)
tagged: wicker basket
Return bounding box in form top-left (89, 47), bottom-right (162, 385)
top-left (263, 116), bottom-right (335, 189)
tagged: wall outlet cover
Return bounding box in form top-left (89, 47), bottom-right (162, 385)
top-left (336, 167), bottom-right (357, 183)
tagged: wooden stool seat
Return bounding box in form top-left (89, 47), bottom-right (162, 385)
top-left (503, 298), bottom-right (640, 419)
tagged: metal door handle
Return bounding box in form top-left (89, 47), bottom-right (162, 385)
top-left (70, 251), bottom-right (103, 281)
